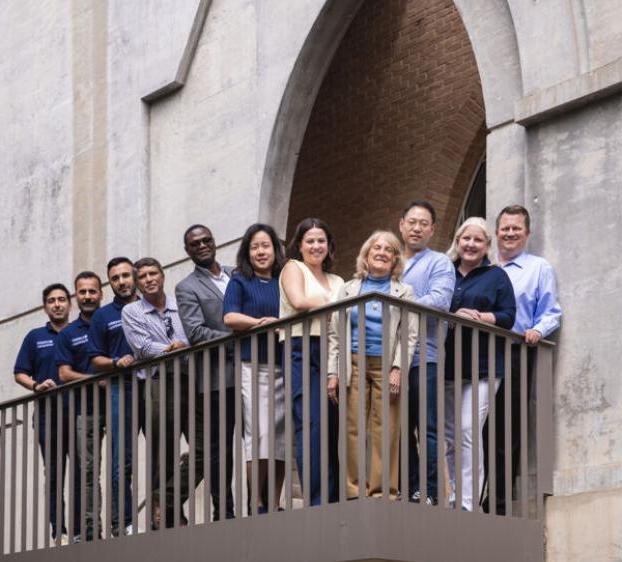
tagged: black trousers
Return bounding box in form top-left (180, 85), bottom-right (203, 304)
top-left (483, 345), bottom-right (536, 513)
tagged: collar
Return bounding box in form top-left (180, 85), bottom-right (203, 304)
top-left (455, 256), bottom-right (493, 277)
top-left (499, 251), bottom-right (528, 269)
top-left (405, 247), bottom-right (431, 269)
top-left (45, 321), bottom-right (62, 334)
top-left (76, 314), bottom-right (91, 327)
top-left (195, 263), bottom-right (227, 279)
top-left (141, 295), bottom-right (177, 314)
top-left (112, 295), bottom-right (136, 309)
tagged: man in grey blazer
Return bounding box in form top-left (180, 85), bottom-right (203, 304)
top-left (175, 224), bottom-right (235, 520)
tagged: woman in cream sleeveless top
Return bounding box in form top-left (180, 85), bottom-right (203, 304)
top-left (279, 218), bottom-right (344, 506)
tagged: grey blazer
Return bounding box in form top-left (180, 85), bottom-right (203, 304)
top-left (175, 264), bottom-right (235, 389)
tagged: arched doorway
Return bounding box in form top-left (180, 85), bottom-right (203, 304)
top-left (285, 0), bottom-right (486, 276)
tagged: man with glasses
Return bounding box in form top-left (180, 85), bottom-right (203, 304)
top-left (176, 225), bottom-right (235, 520)
top-left (121, 257), bottom-right (190, 528)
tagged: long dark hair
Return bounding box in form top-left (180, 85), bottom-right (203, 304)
top-left (287, 218), bottom-right (335, 272)
top-left (235, 223), bottom-right (285, 279)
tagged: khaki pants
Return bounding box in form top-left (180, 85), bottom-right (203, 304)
top-left (346, 355), bottom-right (400, 498)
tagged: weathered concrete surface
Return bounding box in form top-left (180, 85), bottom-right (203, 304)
top-left (526, 96), bottom-right (622, 500)
top-left (546, 488), bottom-right (622, 562)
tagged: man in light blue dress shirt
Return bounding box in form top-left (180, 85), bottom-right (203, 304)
top-left (399, 200), bottom-right (455, 504)
top-left (485, 205), bottom-right (562, 514)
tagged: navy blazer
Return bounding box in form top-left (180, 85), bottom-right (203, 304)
top-left (445, 260), bottom-right (516, 381)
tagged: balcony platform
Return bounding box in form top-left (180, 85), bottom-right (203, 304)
top-left (9, 498), bottom-right (544, 562)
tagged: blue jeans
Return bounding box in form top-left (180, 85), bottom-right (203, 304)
top-left (291, 337), bottom-right (339, 505)
top-left (408, 363), bottom-right (438, 499)
top-left (110, 379), bottom-right (136, 529)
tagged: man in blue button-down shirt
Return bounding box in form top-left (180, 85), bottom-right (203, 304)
top-left (485, 205), bottom-right (562, 514)
top-left (399, 200), bottom-right (455, 504)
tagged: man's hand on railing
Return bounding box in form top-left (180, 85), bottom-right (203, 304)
top-left (116, 354), bottom-right (135, 368)
top-left (256, 316), bottom-right (279, 326)
top-left (327, 374), bottom-right (339, 405)
top-left (164, 341), bottom-right (189, 353)
top-left (389, 367), bottom-right (401, 399)
top-left (524, 328), bottom-right (542, 345)
top-left (33, 378), bottom-right (57, 393)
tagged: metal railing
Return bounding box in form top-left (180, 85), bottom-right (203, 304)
top-left (0, 292), bottom-right (554, 555)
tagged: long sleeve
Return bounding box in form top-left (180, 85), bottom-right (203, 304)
top-left (175, 283), bottom-right (229, 345)
top-left (532, 262), bottom-right (562, 337)
top-left (121, 306), bottom-right (168, 360)
top-left (415, 255), bottom-right (455, 311)
top-left (493, 272), bottom-right (517, 330)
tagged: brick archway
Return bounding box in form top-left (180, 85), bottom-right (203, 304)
top-left (285, 0), bottom-right (486, 276)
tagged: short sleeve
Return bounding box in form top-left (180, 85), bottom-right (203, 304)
top-left (14, 332), bottom-right (34, 376)
top-left (223, 276), bottom-right (245, 315)
top-left (87, 310), bottom-right (106, 358)
top-left (55, 330), bottom-right (74, 367)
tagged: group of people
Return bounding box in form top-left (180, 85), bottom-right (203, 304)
top-left (13, 200), bottom-right (561, 543)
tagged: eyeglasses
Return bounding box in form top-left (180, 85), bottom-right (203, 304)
top-left (162, 314), bottom-right (174, 339)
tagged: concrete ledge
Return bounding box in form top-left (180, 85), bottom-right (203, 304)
top-left (515, 57), bottom-right (622, 126)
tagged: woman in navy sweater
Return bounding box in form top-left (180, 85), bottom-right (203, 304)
top-left (444, 217), bottom-right (516, 511)
top-left (223, 223), bottom-right (286, 513)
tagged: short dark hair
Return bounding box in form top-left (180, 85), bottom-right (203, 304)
top-left (183, 224), bottom-right (210, 246)
top-left (133, 257), bottom-right (164, 275)
top-left (74, 271), bottom-right (102, 290)
top-left (107, 256), bottom-right (133, 273)
top-left (235, 223), bottom-right (286, 279)
top-left (402, 200), bottom-right (437, 223)
top-left (287, 218), bottom-right (336, 272)
top-left (42, 283), bottom-right (70, 304)
top-left (496, 205), bottom-right (531, 232)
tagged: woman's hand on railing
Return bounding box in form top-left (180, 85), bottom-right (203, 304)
top-left (256, 316), bottom-right (279, 326)
top-left (389, 367), bottom-right (401, 400)
top-left (327, 374), bottom-right (339, 405)
top-left (34, 378), bottom-right (57, 393)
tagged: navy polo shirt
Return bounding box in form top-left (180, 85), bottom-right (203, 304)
top-left (56, 315), bottom-right (93, 374)
top-left (445, 260), bottom-right (516, 381)
top-left (223, 273), bottom-right (282, 364)
top-left (87, 297), bottom-right (134, 361)
top-left (14, 323), bottom-right (62, 386)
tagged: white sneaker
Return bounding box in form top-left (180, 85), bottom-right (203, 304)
top-left (124, 524), bottom-right (133, 536)
top-left (71, 535), bottom-right (81, 544)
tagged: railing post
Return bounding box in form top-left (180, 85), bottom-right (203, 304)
top-left (436, 320), bottom-right (446, 509)
top-left (358, 303), bottom-right (368, 501)
top-left (520, 344), bottom-right (529, 518)
top-left (319, 315), bottom-right (329, 506)
top-left (536, 345), bottom-right (554, 520)
top-left (418, 313), bottom-right (428, 504)
top-left (337, 310), bottom-right (347, 504)
top-left (381, 303), bottom-right (391, 498)
top-left (283, 326), bottom-right (293, 511)
top-left (504, 338), bottom-right (512, 517)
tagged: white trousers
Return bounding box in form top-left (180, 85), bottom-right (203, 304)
top-left (241, 362), bottom-right (286, 461)
top-left (445, 378), bottom-right (500, 511)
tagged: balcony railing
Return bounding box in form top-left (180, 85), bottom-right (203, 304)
top-left (0, 292), bottom-right (554, 561)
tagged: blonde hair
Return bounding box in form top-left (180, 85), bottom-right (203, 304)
top-left (446, 217), bottom-right (492, 263)
top-left (354, 230), bottom-right (403, 280)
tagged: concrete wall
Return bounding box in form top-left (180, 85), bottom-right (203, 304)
top-left (2, 1), bottom-right (622, 559)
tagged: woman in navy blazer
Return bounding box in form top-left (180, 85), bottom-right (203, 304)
top-left (444, 217), bottom-right (516, 511)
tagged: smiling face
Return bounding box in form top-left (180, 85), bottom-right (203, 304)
top-left (185, 227), bottom-right (216, 268)
top-left (44, 289), bottom-right (71, 325)
top-left (496, 212), bottom-right (529, 260)
top-left (108, 262), bottom-right (136, 301)
top-left (399, 205), bottom-right (435, 255)
top-left (366, 235), bottom-right (397, 277)
top-left (136, 265), bottom-right (165, 299)
top-left (457, 225), bottom-right (490, 269)
top-left (249, 230), bottom-right (275, 277)
top-left (75, 277), bottom-right (103, 317)
top-left (299, 227), bottom-right (328, 268)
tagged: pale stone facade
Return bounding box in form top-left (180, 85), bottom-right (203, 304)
top-left (2, 1), bottom-right (622, 559)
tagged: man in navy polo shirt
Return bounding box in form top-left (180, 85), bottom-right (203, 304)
top-left (87, 257), bottom-right (139, 536)
top-left (57, 271), bottom-right (103, 540)
top-left (14, 283), bottom-right (80, 542)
